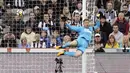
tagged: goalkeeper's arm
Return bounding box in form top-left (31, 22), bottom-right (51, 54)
top-left (93, 20), bottom-right (100, 31)
top-left (65, 20), bottom-right (82, 33)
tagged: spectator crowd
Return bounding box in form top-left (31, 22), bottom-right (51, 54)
top-left (0, 0), bottom-right (130, 52)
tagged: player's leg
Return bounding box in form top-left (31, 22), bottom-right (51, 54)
top-left (75, 50), bottom-right (83, 57)
top-left (62, 40), bottom-right (77, 48)
top-left (64, 50), bottom-right (82, 57)
top-left (56, 40), bottom-right (77, 50)
top-left (57, 46), bottom-right (86, 57)
top-left (66, 37), bottom-right (88, 57)
top-left (57, 37), bottom-right (89, 57)
top-left (63, 42), bottom-right (88, 57)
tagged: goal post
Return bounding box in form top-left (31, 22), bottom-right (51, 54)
top-left (81, 0), bottom-right (96, 72)
top-left (82, 49), bottom-right (96, 73)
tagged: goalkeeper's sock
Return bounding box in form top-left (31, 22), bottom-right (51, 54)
top-left (64, 52), bottom-right (75, 57)
top-left (62, 42), bottom-right (70, 48)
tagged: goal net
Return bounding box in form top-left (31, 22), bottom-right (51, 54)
top-left (0, 48), bottom-right (95, 73)
top-left (0, 0), bottom-right (97, 72)
top-left (0, 0), bottom-right (96, 46)
top-left (3, 0), bottom-right (130, 73)
top-left (0, 49), bottom-right (130, 73)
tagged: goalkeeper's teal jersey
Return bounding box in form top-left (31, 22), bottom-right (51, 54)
top-left (66, 21), bottom-right (100, 43)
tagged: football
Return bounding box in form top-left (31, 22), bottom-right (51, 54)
top-left (16, 9), bottom-right (24, 16)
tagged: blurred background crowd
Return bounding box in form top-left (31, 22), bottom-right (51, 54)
top-left (0, 0), bottom-right (130, 52)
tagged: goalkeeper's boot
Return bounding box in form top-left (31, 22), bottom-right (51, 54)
top-left (55, 46), bottom-right (62, 50)
top-left (57, 50), bottom-right (65, 57)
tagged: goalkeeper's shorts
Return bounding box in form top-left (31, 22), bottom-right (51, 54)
top-left (76, 37), bottom-right (89, 53)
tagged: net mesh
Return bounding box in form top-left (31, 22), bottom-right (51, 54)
top-left (0, 52), bottom-right (82, 73)
top-left (95, 53), bottom-right (130, 73)
top-left (0, 0), bottom-right (96, 48)
top-left (0, 52), bottom-right (130, 73)
top-left (86, 52), bottom-right (95, 73)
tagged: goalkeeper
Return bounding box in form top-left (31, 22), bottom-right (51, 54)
top-left (56, 19), bottom-right (100, 57)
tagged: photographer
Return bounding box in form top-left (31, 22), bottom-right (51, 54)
top-left (55, 58), bottom-right (63, 73)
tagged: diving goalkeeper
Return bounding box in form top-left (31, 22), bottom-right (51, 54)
top-left (56, 19), bottom-right (100, 57)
